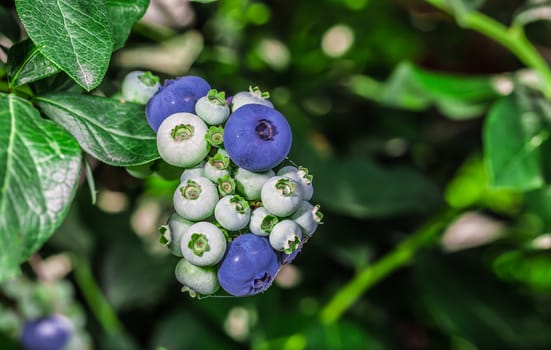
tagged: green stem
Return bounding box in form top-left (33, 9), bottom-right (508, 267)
top-left (424, 0), bottom-right (551, 99)
top-left (72, 257), bottom-right (123, 335)
top-left (319, 209), bottom-right (456, 325)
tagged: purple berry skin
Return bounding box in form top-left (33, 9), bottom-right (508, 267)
top-left (20, 315), bottom-right (71, 350)
top-left (145, 76), bottom-right (210, 131)
top-left (224, 104), bottom-right (292, 172)
top-left (217, 234), bottom-right (280, 296)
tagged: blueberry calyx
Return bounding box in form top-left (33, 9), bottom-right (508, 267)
top-left (207, 88), bottom-right (227, 105)
top-left (252, 272), bottom-right (273, 293)
top-left (314, 205), bottom-right (324, 223)
top-left (171, 124), bottom-right (195, 141)
top-left (218, 175), bottom-right (236, 196)
top-left (209, 151), bottom-right (230, 170)
top-left (261, 214), bottom-right (278, 233)
top-left (275, 178), bottom-right (296, 196)
top-left (250, 86), bottom-right (270, 99)
top-left (181, 180), bottom-right (202, 200)
top-left (138, 71), bottom-right (160, 87)
top-left (284, 236), bottom-right (302, 254)
top-left (188, 233), bottom-right (211, 256)
top-left (298, 166), bottom-right (314, 183)
top-left (230, 195), bottom-right (249, 214)
top-left (255, 119), bottom-right (277, 141)
top-left (206, 126), bottom-right (224, 146)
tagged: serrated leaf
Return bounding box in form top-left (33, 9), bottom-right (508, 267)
top-left (484, 95), bottom-right (545, 190)
top-left (0, 93), bottom-right (81, 282)
top-left (347, 61), bottom-right (498, 119)
top-left (7, 39), bottom-right (61, 88)
top-left (106, 0), bottom-right (149, 51)
top-left (35, 93), bottom-right (159, 166)
top-left (15, 0), bottom-right (113, 91)
top-left (0, 5), bottom-right (20, 42)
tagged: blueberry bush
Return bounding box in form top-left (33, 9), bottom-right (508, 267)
top-left (3, 0), bottom-right (551, 349)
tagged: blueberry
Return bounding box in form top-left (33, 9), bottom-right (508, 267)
top-left (224, 104), bottom-right (292, 172)
top-left (214, 195), bottom-right (251, 231)
top-left (261, 176), bottom-right (302, 217)
top-left (20, 314), bottom-right (72, 350)
top-left (249, 207), bottom-right (278, 236)
top-left (173, 177), bottom-right (218, 221)
top-left (146, 75), bottom-right (211, 131)
top-left (269, 220), bottom-right (303, 254)
top-left (180, 222), bottom-right (227, 266)
top-left (175, 259), bottom-right (220, 297)
top-left (121, 70), bottom-right (160, 105)
top-left (160, 213), bottom-right (194, 257)
top-left (180, 161), bottom-right (206, 183)
top-left (231, 86), bottom-right (274, 111)
top-left (235, 167), bottom-right (275, 200)
top-left (291, 201), bottom-right (323, 237)
top-left (217, 234), bottom-right (280, 296)
top-left (277, 165), bottom-right (314, 201)
top-left (195, 89), bottom-right (230, 125)
top-left (157, 113), bottom-right (209, 168)
top-left (204, 149), bottom-right (231, 182)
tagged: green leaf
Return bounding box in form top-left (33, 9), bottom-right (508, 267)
top-left (484, 95), bottom-right (545, 191)
top-left (291, 139), bottom-right (441, 218)
top-left (7, 39), bottom-right (61, 88)
top-left (493, 250), bottom-right (551, 292)
top-left (416, 253), bottom-right (551, 349)
top-left (0, 93), bottom-right (81, 282)
top-left (35, 93), bottom-right (159, 166)
top-left (106, 0), bottom-right (149, 51)
top-left (0, 5), bottom-right (20, 42)
top-left (346, 62), bottom-right (498, 119)
top-left (15, 0), bottom-right (113, 91)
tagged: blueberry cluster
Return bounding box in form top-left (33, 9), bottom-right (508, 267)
top-left (137, 74), bottom-right (322, 297)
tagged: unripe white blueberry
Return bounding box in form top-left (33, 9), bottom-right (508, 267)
top-left (269, 220), bottom-right (303, 254)
top-left (180, 161), bottom-right (205, 182)
top-left (181, 221), bottom-right (227, 266)
top-left (173, 177), bottom-right (218, 221)
top-left (261, 176), bottom-right (302, 217)
top-left (121, 70), bottom-right (160, 104)
top-left (291, 201), bottom-right (323, 236)
top-left (161, 213), bottom-right (194, 256)
top-left (235, 167), bottom-right (275, 200)
top-left (231, 86), bottom-right (274, 111)
top-left (249, 207), bottom-right (279, 236)
top-left (175, 259), bottom-right (219, 296)
top-left (204, 149), bottom-right (231, 182)
top-left (195, 89), bottom-right (230, 125)
top-left (157, 113), bottom-right (210, 167)
top-left (214, 195), bottom-right (251, 231)
top-left (277, 165), bottom-right (314, 201)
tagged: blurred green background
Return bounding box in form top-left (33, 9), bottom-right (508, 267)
top-left (5, 0), bottom-right (551, 349)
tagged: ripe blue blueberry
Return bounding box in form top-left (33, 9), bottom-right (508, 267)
top-left (20, 314), bottom-right (72, 350)
top-left (269, 220), bottom-right (303, 254)
top-left (195, 89), bottom-right (230, 125)
top-left (214, 195), bottom-right (251, 231)
top-left (146, 75), bottom-right (210, 131)
top-left (224, 104), bottom-right (292, 172)
top-left (121, 70), bottom-right (160, 105)
top-left (291, 201), bottom-right (323, 237)
top-left (231, 86), bottom-right (274, 111)
top-left (277, 165), bottom-right (314, 201)
top-left (160, 213), bottom-right (194, 257)
top-left (261, 176), bottom-right (302, 217)
top-left (173, 177), bottom-right (219, 221)
top-left (175, 259), bottom-right (220, 297)
top-left (181, 222), bottom-right (227, 266)
top-left (249, 207), bottom-right (279, 236)
top-left (217, 234), bottom-right (280, 296)
top-left (235, 167), bottom-right (275, 200)
top-left (157, 113), bottom-right (209, 167)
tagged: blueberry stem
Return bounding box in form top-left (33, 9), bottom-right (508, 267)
top-left (319, 208), bottom-right (458, 325)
